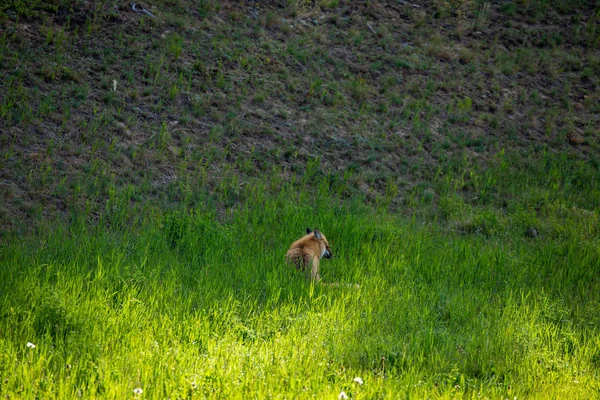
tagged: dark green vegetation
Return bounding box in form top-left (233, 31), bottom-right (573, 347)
top-left (0, 0), bottom-right (598, 233)
top-left (0, 0), bottom-right (599, 398)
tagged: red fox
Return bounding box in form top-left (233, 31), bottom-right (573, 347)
top-left (286, 228), bottom-right (333, 282)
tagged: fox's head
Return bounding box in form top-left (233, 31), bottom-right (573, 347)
top-left (306, 228), bottom-right (333, 259)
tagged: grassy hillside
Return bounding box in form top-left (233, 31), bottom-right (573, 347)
top-left (1, 0), bottom-right (598, 233)
top-left (0, 0), bottom-right (599, 398)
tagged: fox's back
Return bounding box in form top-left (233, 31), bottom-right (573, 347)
top-left (286, 235), bottom-right (320, 270)
top-left (286, 228), bottom-right (334, 283)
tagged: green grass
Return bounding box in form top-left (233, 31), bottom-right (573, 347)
top-left (1, 176), bottom-right (599, 398)
top-left (1, 0), bottom-right (600, 397)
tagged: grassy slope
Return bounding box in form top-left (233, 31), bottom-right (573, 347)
top-left (0, 0), bottom-right (598, 232)
top-left (1, 0), bottom-right (600, 398)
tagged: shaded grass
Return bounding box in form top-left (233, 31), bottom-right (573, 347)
top-left (1, 0), bottom-right (598, 233)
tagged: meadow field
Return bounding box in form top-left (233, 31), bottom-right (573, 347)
top-left (2, 169), bottom-right (600, 398)
top-left (1, 0), bottom-right (599, 398)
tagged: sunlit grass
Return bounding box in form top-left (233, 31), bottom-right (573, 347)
top-left (1, 181), bottom-right (598, 398)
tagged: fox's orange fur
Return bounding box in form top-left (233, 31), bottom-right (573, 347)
top-left (286, 228), bottom-right (333, 281)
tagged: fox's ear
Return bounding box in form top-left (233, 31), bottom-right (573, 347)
top-left (306, 228), bottom-right (312, 235)
top-left (313, 229), bottom-right (322, 239)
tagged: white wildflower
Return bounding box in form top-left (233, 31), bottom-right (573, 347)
top-left (26, 342), bottom-right (36, 349)
top-left (338, 391), bottom-right (348, 399)
top-left (353, 377), bottom-right (363, 385)
top-left (133, 387), bottom-right (143, 395)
